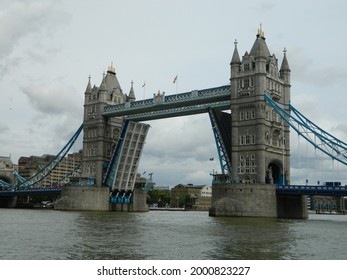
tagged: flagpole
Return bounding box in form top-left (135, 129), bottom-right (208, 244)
top-left (142, 81), bottom-right (146, 99)
top-left (173, 74), bottom-right (178, 94)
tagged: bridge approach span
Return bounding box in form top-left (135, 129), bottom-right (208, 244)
top-left (276, 185), bottom-right (347, 196)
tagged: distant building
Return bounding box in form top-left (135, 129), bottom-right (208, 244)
top-left (170, 184), bottom-right (211, 210)
top-left (0, 156), bottom-right (16, 185)
top-left (134, 173), bottom-right (156, 189)
top-left (17, 151), bottom-right (82, 187)
top-left (153, 185), bottom-right (170, 192)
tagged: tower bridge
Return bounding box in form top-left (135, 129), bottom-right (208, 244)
top-left (2, 26), bottom-right (346, 217)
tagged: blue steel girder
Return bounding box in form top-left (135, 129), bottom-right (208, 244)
top-left (276, 184), bottom-right (347, 196)
top-left (13, 171), bottom-right (27, 183)
top-left (56, 163), bottom-right (82, 185)
top-left (0, 179), bottom-right (12, 189)
top-left (16, 124), bottom-right (83, 189)
top-left (264, 93), bottom-right (347, 166)
top-left (208, 108), bottom-right (232, 175)
top-left (103, 85), bottom-right (231, 119)
top-left (103, 120), bottom-right (130, 188)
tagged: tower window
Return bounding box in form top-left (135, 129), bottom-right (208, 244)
top-left (244, 79), bottom-right (250, 88)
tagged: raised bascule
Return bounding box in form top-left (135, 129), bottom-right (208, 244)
top-left (2, 26), bottom-right (347, 217)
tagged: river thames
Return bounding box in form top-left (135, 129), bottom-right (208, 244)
top-left (0, 209), bottom-right (346, 260)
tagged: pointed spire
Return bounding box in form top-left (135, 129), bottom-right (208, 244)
top-left (99, 73), bottom-right (107, 92)
top-left (231, 39), bottom-right (241, 64)
top-left (127, 80), bottom-right (136, 101)
top-left (85, 75), bottom-right (92, 94)
top-left (280, 48), bottom-right (290, 72)
top-left (250, 24), bottom-right (270, 58)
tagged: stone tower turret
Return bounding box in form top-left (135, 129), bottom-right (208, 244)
top-left (82, 64), bottom-right (126, 187)
top-left (230, 25), bottom-right (291, 185)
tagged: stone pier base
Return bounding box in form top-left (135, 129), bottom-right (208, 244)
top-left (209, 184), bottom-right (277, 217)
top-left (209, 183), bottom-right (308, 219)
top-left (277, 194), bottom-right (308, 219)
top-left (110, 189), bottom-right (149, 212)
top-left (54, 186), bottom-right (148, 212)
top-left (0, 196), bottom-right (17, 208)
top-left (54, 186), bottom-right (110, 211)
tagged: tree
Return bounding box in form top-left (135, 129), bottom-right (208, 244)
top-left (147, 190), bottom-right (171, 207)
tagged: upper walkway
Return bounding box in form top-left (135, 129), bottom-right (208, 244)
top-left (103, 85), bottom-right (231, 121)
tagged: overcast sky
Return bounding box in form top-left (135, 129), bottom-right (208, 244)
top-left (1, 0), bottom-right (347, 186)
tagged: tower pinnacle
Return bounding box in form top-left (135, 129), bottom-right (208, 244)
top-left (257, 23), bottom-right (265, 39)
top-left (231, 39), bottom-right (241, 64)
top-left (280, 47), bottom-right (290, 72)
top-left (107, 62), bottom-right (116, 75)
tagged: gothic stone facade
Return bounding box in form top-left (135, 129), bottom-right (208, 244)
top-left (230, 27), bottom-right (291, 185)
top-left (82, 65), bottom-right (136, 187)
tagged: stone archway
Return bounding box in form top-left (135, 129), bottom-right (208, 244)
top-left (266, 161), bottom-right (283, 184)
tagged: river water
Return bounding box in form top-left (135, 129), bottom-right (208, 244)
top-left (0, 209), bottom-right (346, 260)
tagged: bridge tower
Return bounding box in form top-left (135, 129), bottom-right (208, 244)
top-left (82, 64), bottom-right (135, 187)
top-left (210, 26), bottom-right (302, 218)
top-left (230, 25), bottom-right (291, 185)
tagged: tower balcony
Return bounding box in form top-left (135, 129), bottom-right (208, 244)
top-left (268, 89), bottom-right (282, 101)
top-left (238, 87), bottom-right (254, 97)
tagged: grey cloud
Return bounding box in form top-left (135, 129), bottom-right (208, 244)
top-left (0, 122), bottom-right (10, 133)
top-left (0, 1), bottom-right (56, 58)
top-left (0, 1), bottom-right (69, 79)
top-left (21, 83), bottom-right (82, 117)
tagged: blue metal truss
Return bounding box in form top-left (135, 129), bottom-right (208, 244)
top-left (15, 124), bottom-right (83, 189)
top-left (276, 184), bottom-right (347, 196)
top-left (103, 120), bottom-right (129, 188)
top-left (0, 179), bottom-right (12, 189)
top-left (56, 163), bottom-right (82, 185)
top-left (264, 93), bottom-right (347, 166)
top-left (208, 108), bottom-right (232, 175)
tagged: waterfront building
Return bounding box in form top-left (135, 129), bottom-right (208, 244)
top-left (0, 156), bottom-right (16, 185)
top-left (152, 185), bottom-right (170, 192)
top-left (171, 184), bottom-right (211, 210)
top-left (17, 151), bottom-right (82, 187)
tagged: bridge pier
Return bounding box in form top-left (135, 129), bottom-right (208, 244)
top-left (54, 186), bottom-right (110, 211)
top-left (0, 196), bottom-right (17, 208)
top-left (210, 183), bottom-right (308, 219)
top-left (54, 186), bottom-right (148, 212)
top-left (110, 189), bottom-right (148, 212)
top-left (209, 183), bottom-right (277, 217)
top-left (276, 194), bottom-right (308, 219)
